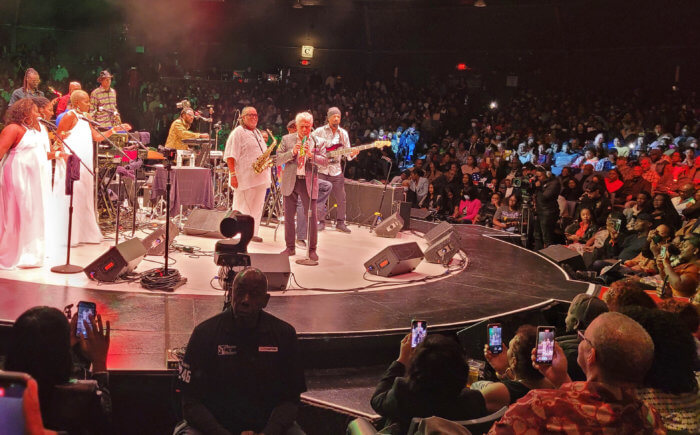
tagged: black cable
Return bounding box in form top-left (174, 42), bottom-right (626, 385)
top-left (140, 268), bottom-right (184, 291)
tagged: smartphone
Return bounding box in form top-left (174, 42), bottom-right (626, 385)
top-left (535, 326), bottom-right (556, 364)
top-left (659, 245), bottom-right (667, 259)
top-left (0, 371), bottom-right (30, 435)
top-left (76, 301), bottom-right (97, 339)
top-left (487, 323), bottom-right (503, 354)
top-left (411, 320), bottom-right (428, 348)
top-left (613, 219), bottom-right (622, 232)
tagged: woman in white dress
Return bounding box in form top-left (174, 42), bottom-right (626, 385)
top-left (53, 90), bottom-right (131, 247)
top-left (0, 98), bottom-right (55, 269)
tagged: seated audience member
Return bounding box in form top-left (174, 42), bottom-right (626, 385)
top-left (564, 208), bottom-right (598, 254)
top-left (591, 212), bottom-right (654, 275)
top-left (620, 166), bottom-right (652, 201)
top-left (672, 183), bottom-right (696, 215)
top-left (624, 190), bottom-right (654, 231)
top-left (578, 184), bottom-right (612, 228)
top-left (481, 325), bottom-right (553, 412)
top-left (450, 187), bottom-right (481, 224)
top-left (390, 170), bottom-right (410, 185)
top-left (654, 235), bottom-right (700, 298)
top-left (418, 182), bottom-right (445, 215)
top-left (651, 193), bottom-right (682, 231)
top-left (623, 224), bottom-right (674, 276)
top-left (657, 299), bottom-right (700, 365)
top-left (371, 334), bottom-right (486, 435)
top-left (602, 278), bottom-right (657, 312)
top-left (492, 194), bottom-right (522, 232)
top-left (407, 168), bottom-right (429, 207)
top-left (620, 306), bottom-right (700, 434)
top-left (4, 306), bottom-right (112, 433)
top-left (560, 177), bottom-right (582, 219)
top-left (489, 312), bottom-right (664, 434)
top-left (474, 192), bottom-right (501, 227)
top-left (177, 268), bottom-right (306, 435)
top-left (604, 169), bottom-right (625, 207)
top-left (590, 212), bottom-right (628, 267)
top-left (555, 293), bottom-right (609, 381)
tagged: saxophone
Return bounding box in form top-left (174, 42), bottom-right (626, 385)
top-left (253, 130), bottom-right (278, 174)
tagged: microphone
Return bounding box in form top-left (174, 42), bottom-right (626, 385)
top-left (78, 115), bottom-right (101, 127)
top-left (98, 106), bottom-right (119, 116)
top-left (37, 117), bottom-right (57, 130)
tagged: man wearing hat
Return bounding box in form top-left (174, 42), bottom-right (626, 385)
top-left (90, 70), bottom-right (121, 130)
top-left (165, 108), bottom-right (209, 151)
top-left (312, 107), bottom-right (358, 233)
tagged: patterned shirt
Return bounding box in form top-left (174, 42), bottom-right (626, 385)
top-left (489, 381), bottom-right (665, 434)
top-left (313, 124), bottom-right (351, 177)
top-left (636, 387), bottom-right (700, 433)
top-left (89, 86), bottom-right (121, 129)
top-left (9, 88), bottom-right (44, 106)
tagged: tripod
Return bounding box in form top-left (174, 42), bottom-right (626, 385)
top-left (262, 167), bottom-right (284, 234)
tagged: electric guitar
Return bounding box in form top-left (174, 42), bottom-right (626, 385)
top-left (327, 140), bottom-right (391, 159)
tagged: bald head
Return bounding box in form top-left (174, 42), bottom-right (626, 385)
top-left (68, 82), bottom-right (81, 94)
top-left (70, 90), bottom-right (88, 107)
top-left (587, 312), bottom-right (654, 385)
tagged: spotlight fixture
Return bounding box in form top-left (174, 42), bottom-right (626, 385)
top-left (474, 0), bottom-right (487, 7)
top-left (489, 101), bottom-right (498, 109)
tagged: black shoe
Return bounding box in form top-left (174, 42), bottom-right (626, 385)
top-left (309, 250), bottom-right (319, 261)
top-left (295, 239), bottom-right (307, 249)
top-left (336, 222), bottom-right (351, 233)
top-left (318, 221), bottom-right (325, 231)
top-left (280, 248), bottom-right (296, 256)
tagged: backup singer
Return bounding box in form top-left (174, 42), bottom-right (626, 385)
top-left (165, 108), bottom-right (209, 151)
top-left (313, 107), bottom-right (357, 233)
top-left (277, 112), bottom-right (328, 261)
top-left (224, 106), bottom-right (268, 242)
top-left (89, 70), bottom-right (121, 130)
top-left (53, 90), bottom-right (131, 246)
top-left (0, 99), bottom-right (53, 269)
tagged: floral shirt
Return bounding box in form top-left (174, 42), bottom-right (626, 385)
top-left (489, 381), bottom-right (665, 434)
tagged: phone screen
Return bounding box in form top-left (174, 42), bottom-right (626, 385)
top-left (0, 373), bottom-right (28, 435)
top-left (411, 320), bottom-right (427, 348)
top-left (487, 323), bottom-right (502, 354)
top-left (76, 301), bottom-right (97, 339)
top-left (536, 326), bottom-right (556, 364)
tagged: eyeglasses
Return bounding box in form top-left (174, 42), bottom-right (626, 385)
top-left (577, 329), bottom-right (594, 347)
top-left (243, 114), bottom-right (258, 118)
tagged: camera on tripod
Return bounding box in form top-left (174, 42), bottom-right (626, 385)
top-left (214, 213), bottom-right (255, 268)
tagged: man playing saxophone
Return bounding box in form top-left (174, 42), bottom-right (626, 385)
top-left (224, 106), bottom-right (270, 242)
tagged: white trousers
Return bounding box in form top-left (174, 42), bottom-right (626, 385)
top-left (232, 184), bottom-right (267, 236)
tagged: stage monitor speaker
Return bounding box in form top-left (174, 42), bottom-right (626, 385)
top-left (538, 244), bottom-right (585, 272)
top-left (142, 220), bottom-right (179, 256)
top-left (423, 221), bottom-right (458, 245)
top-left (247, 253), bottom-right (291, 291)
top-left (410, 208), bottom-right (432, 220)
top-left (183, 209), bottom-right (234, 238)
top-left (424, 231), bottom-right (461, 265)
top-left (395, 201), bottom-right (412, 230)
top-left (364, 242), bottom-right (424, 277)
top-left (84, 238), bottom-right (147, 282)
top-left (374, 212), bottom-right (404, 238)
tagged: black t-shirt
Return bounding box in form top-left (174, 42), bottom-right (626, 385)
top-left (501, 379), bottom-right (532, 404)
top-left (178, 309), bottom-right (306, 434)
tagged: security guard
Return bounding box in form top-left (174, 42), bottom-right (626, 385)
top-left (176, 268), bottom-right (306, 435)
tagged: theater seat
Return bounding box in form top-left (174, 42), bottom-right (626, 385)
top-left (406, 406), bottom-right (508, 435)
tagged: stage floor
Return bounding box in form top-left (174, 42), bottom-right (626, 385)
top-left (0, 221), bottom-right (591, 372)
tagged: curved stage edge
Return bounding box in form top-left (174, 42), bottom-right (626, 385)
top-left (0, 221), bottom-right (591, 371)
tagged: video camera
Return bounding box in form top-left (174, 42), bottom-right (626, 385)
top-left (215, 213), bottom-right (255, 310)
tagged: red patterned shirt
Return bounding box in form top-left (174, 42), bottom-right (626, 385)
top-left (489, 381), bottom-right (666, 434)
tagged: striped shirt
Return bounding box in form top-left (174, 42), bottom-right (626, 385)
top-left (90, 86), bottom-right (121, 129)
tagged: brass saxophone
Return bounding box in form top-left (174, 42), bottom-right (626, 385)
top-left (252, 130), bottom-right (278, 174)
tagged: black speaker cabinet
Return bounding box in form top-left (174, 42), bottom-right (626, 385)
top-left (142, 220), bottom-right (179, 256)
top-left (374, 212), bottom-right (404, 238)
top-left (247, 253), bottom-right (291, 291)
top-left (395, 201), bottom-right (412, 230)
top-left (538, 244), bottom-right (585, 272)
top-left (423, 221), bottom-right (458, 245)
top-left (84, 238), bottom-right (147, 282)
top-left (364, 242), bottom-right (424, 277)
top-left (424, 231), bottom-right (461, 264)
top-left (183, 209), bottom-right (234, 238)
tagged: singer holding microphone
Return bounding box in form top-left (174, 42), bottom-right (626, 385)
top-left (52, 90), bottom-right (131, 246)
top-left (276, 112), bottom-right (328, 261)
top-left (90, 70), bottom-right (121, 130)
top-left (164, 108), bottom-right (209, 151)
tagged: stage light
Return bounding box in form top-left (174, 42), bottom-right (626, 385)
top-left (300, 59), bottom-right (310, 66)
top-left (628, 142), bottom-right (636, 149)
top-left (456, 63), bottom-right (467, 71)
top-left (474, 0), bottom-right (487, 7)
top-left (489, 101), bottom-right (498, 109)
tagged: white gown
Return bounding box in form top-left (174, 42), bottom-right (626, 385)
top-left (0, 124), bottom-right (52, 269)
top-left (52, 111), bottom-right (103, 246)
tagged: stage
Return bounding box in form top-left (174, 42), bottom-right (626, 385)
top-left (0, 220), bottom-right (590, 371)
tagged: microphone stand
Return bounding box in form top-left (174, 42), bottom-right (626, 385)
top-left (296, 137), bottom-right (319, 267)
top-left (363, 157), bottom-right (393, 232)
top-left (42, 121), bottom-right (94, 274)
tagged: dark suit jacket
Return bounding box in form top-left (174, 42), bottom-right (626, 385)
top-left (276, 133), bottom-right (328, 199)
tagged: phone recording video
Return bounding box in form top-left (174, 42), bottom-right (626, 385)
top-left (487, 323), bottom-right (502, 354)
top-left (411, 320), bottom-right (427, 348)
top-left (76, 301), bottom-right (97, 339)
top-left (0, 371), bottom-right (30, 435)
top-left (535, 326), bottom-right (556, 364)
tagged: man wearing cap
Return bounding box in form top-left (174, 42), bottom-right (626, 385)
top-left (312, 107), bottom-right (358, 233)
top-left (224, 106), bottom-right (267, 243)
top-left (165, 108), bottom-right (209, 151)
top-left (89, 70), bottom-right (122, 130)
top-left (177, 267), bottom-right (306, 435)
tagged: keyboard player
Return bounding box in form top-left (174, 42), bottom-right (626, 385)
top-left (164, 107), bottom-right (209, 150)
